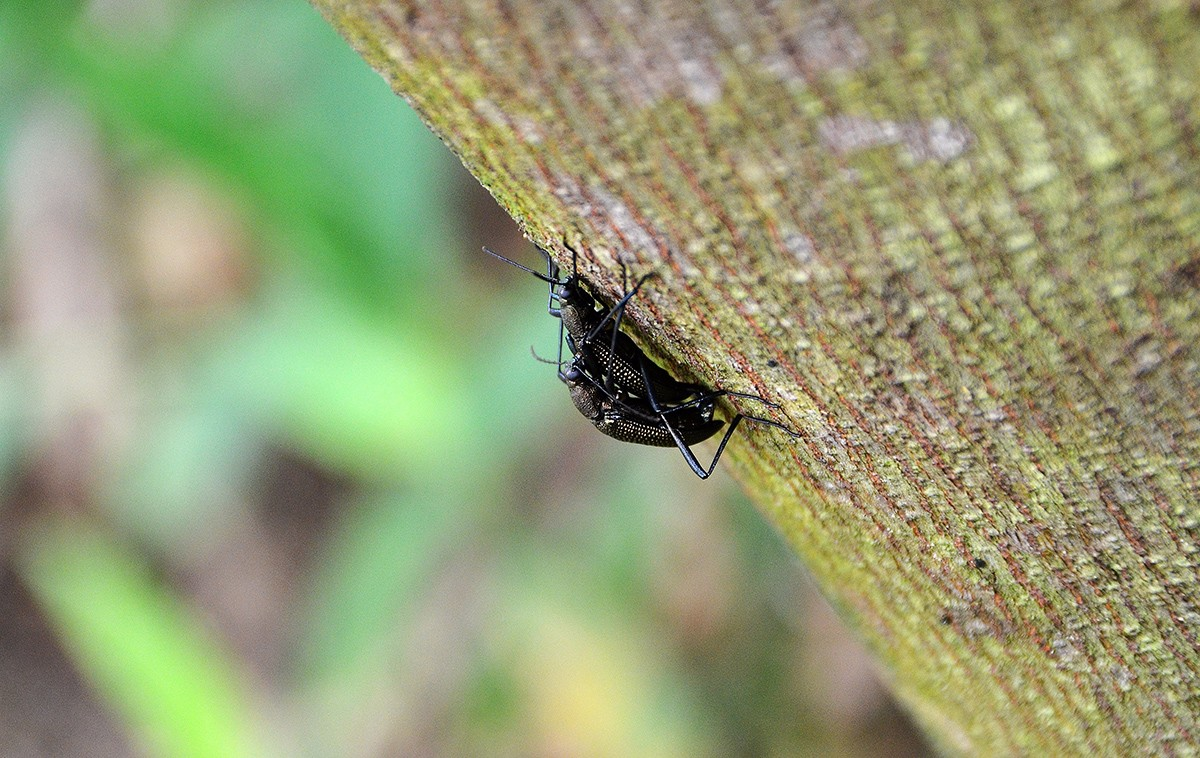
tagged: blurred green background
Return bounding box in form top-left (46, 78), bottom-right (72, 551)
top-left (0, 1), bottom-right (927, 755)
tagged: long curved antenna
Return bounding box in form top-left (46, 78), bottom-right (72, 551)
top-left (482, 246), bottom-right (563, 285)
top-left (530, 344), bottom-right (574, 367)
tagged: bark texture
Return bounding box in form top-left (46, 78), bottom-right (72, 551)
top-left (311, 0), bottom-right (1200, 753)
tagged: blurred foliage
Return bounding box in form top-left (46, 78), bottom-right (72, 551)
top-left (0, 1), bottom-right (926, 756)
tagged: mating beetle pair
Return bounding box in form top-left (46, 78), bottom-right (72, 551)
top-left (486, 243), bottom-right (797, 479)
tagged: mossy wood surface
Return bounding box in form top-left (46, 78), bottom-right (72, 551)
top-left (311, 1), bottom-right (1200, 753)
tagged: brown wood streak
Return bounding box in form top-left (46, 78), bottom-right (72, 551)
top-left (867, 10), bottom-right (1134, 738)
top-left (971, 7), bottom-right (1195, 737)
top-left (539, 5), bottom-right (946, 674)
top-left (696, 6), bottom-right (1080, 743)
top-left (313, 0), bottom-right (1200, 751)
top-left (644, 62), bottom-right (1063, 744)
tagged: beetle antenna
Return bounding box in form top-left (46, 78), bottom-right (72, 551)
top-left (483, 246), bottom-right (563, 284)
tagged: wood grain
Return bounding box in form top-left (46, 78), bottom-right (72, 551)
top-left (312, 1), bottom-right (1200, 752)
